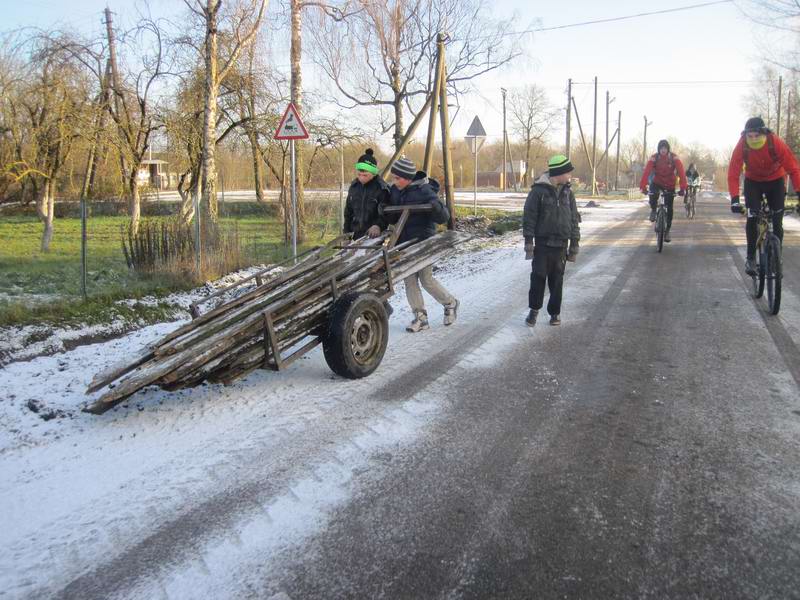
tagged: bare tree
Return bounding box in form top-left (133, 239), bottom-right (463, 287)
top-left (103, 13), bottom-right (173, 235)
top-left (508, 85), bottom-right (559, 186)
top-left (311, 0), bottom-right (521, 151)
top-left (0, 33), bottom-right (90, 251)
top-left (184, 0), bottom-right (267, 223)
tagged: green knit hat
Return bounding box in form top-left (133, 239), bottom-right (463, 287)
top-left (548, 155), bottom-right (574, 177)
top-left (355, 148), bottom-right (379, 175)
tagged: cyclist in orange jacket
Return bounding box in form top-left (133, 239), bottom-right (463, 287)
top-left (639, 139), bottom-right (688, 243)
top-left (728, 116), bottom-right (800, 275)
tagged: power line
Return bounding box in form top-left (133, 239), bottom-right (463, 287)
top-left (527, 0), bottom-right (734, 34)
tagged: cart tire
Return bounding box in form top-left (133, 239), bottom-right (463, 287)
top-left (323, 292), bottom-right (389, 378)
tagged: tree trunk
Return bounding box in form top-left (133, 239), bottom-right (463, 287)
top-left (290, 0), bottom-right (306, 241)
top-left (39, 180), bottom-right (55, 253)
top-left (248, 129), bottom-right (265, 204)
top-left (524, 139), bottom-right (532, 187)
top-left (392, 67), bottom-right (403, 152)
top-left (202, 0), bottom-right (220, 223)
top-left (128, 173), bottom-right (141, 235)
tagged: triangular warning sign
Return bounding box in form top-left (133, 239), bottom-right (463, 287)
top-left (274, 103), bottom-right (309, 140)
top-left (466, 116), bottom-right (487, 138)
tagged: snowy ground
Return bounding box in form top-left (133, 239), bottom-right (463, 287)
top-left (4, 198), bottom-right (791, 598)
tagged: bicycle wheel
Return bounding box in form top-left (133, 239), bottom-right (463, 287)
top-left (766, 235), bottom-right (782, 315)
top-left (754, 247), bottom-right (766, 298)
top-left (689, 197), bottom-right (696, 219)
top-left (656, 210), bottom-right (665, 253)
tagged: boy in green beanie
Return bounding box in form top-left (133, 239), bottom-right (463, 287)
top-left (523, 155), bottom-right (581, 327)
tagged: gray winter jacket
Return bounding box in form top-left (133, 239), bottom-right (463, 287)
top-left (523, 173), bottom-right (581, 250)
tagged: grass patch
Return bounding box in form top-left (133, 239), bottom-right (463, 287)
top-left (0, 211), bottom-right (339, 328)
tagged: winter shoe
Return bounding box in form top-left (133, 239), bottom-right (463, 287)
top-left (406, 310), bottom-right (430, 333)
top-left (443, 298), bottom-right (459, 326)
top-left (649, 209), bottom-right (656, 222)
top-left (525, 309), bottom-right (539, 327)
top-left (745, 258), bottom-right (757, 276)
top-left (664, 229), bottom-right (671, 243)
top-left (549, 314), bottom-right (561, 326)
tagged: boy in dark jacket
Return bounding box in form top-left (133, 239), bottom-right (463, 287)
top-left (343, 148), bottom-right (390, 239)
top-left (386, 157), bottom-right (458, 333)
top-left (523, 155), bottom-right (581, 327)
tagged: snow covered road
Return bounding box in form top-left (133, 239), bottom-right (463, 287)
top-left (2, 199), bottom-right (799, 599)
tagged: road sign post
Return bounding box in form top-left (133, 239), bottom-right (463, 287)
top-left (274, 103), bottom-right (309, 261)
top-left (465, 116), bottom-right (487, 216)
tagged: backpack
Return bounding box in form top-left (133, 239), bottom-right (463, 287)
top-left (742, 132), bottom-right (779, 168)
top-left (648, 152), bottom-right (675, 185)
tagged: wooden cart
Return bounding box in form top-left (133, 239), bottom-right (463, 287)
top-left (85, 206), bottom-right (465, 414)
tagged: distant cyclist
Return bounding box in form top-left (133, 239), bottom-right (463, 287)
top-left (727, 116), bottom-right (800, 275)
top-left (639, 139), bottom-right (688, 243)
top-left (685, 162), bottom-right (701, 206)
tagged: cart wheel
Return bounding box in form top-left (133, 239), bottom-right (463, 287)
top-left (323, 292), bottom-right (389, 378)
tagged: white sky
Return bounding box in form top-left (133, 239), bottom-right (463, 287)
top-left (2, 0), bottom-right (792, 157)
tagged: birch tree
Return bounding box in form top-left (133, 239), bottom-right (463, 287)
top-left (184, 0), bottom-right (267, 223)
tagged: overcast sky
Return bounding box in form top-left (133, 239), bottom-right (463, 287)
top-left (2, 0), bottom-right (791, 161)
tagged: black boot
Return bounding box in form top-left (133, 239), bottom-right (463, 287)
top-left (525, 309), bottom-right (538, 327)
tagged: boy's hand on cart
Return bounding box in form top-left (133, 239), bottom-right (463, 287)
top-left (367, 225), bottom-right (381, 238)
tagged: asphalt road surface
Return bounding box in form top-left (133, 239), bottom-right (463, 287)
top-left (27, 197), bottom-right (800, 599)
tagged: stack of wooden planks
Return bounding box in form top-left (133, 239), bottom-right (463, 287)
top-left (85, 230), bottom-right (468, 414)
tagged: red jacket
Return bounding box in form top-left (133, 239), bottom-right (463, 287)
top-left (640, 153), bottom-right (687, 192)
top-left (727, 133), bottom-right (800, 196)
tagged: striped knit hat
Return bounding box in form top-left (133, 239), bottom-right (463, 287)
top-left (391, 156), bottom-right (417, 180)
top-left (548, 155), bottom-right (574, 177)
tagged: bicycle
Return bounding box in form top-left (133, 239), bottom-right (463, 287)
top-left (750, 199), bottom-right (782, 315)
top-left (685, 182), bottom-right (699, 219)
top-left (654, 190), bottom-right (668, 253)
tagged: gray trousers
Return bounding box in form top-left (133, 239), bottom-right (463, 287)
top-left (404, 265), bottom-right (454, 313)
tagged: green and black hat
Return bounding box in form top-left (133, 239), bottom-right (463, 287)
top-left (355, 148), bottom-right (379, 175)
top-left (548, 155), bottom-right (574, 177)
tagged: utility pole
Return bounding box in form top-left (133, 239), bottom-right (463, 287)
top-left (566, 78), bottom-right (572, 157)
top-left (643, 115), bottom-right (652, 167)
top-left (787, 90), bottom-right (793, 150)
top-left (605, 91), bottom-right (615, 193)
top-left (777, 75), bottom-right (783, 136)
top-left (615, 110), bottom-right (622, 191)
top-left (592, 76), bottom-right (598, 195)
top-left (501, 87), bottom-right (508, 191)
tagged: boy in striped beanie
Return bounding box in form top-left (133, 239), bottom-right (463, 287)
top-left (385, 156), bottom-right (458, 332)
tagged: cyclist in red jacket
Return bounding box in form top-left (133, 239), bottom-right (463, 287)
top-left (728, 116), bottom-right (800, 275)
top-left (639, 139), bottom-right (688, 243)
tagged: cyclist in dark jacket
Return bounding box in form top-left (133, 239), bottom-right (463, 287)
top-left (523, 155), bottom-right (581, 327)
top-left (385, 156), bottom-right (457, 333)
top-left (343, 148), bottom-right (390, 239)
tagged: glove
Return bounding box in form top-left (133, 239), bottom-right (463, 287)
top-left (640, 187), bottom-right (648, 196)
top-left (678, 189), bottom-right (685, 197)
top-left (566, 242), bottom-right (578, 262)
top-left (796, 191), bottom-right (800, 203)
top-left (730, 195), bottom-right (741, 213)
top-left (524, 243), bottom-right (534, 261)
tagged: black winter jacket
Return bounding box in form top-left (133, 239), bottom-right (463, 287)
top-left (523, 173), bottom-right (581, 249)
top-left (385, 171), bottom-right (450, 244)
top-left (344, 175), bottom-right (390, 239)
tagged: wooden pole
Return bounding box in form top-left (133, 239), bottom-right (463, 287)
top-left (423, 36), bottom-right (445, 174)
top-left (380, 93), bottom-right (434, 180)
top-left (437, 34), bottom-right (456, 230)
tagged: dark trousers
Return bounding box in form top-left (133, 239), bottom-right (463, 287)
top-left (649, 185), bottom-right (675, 229)
top-left (744, 177), bottom-right (785, 258)
top-left (528, 246), bottom-right (566, 315)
